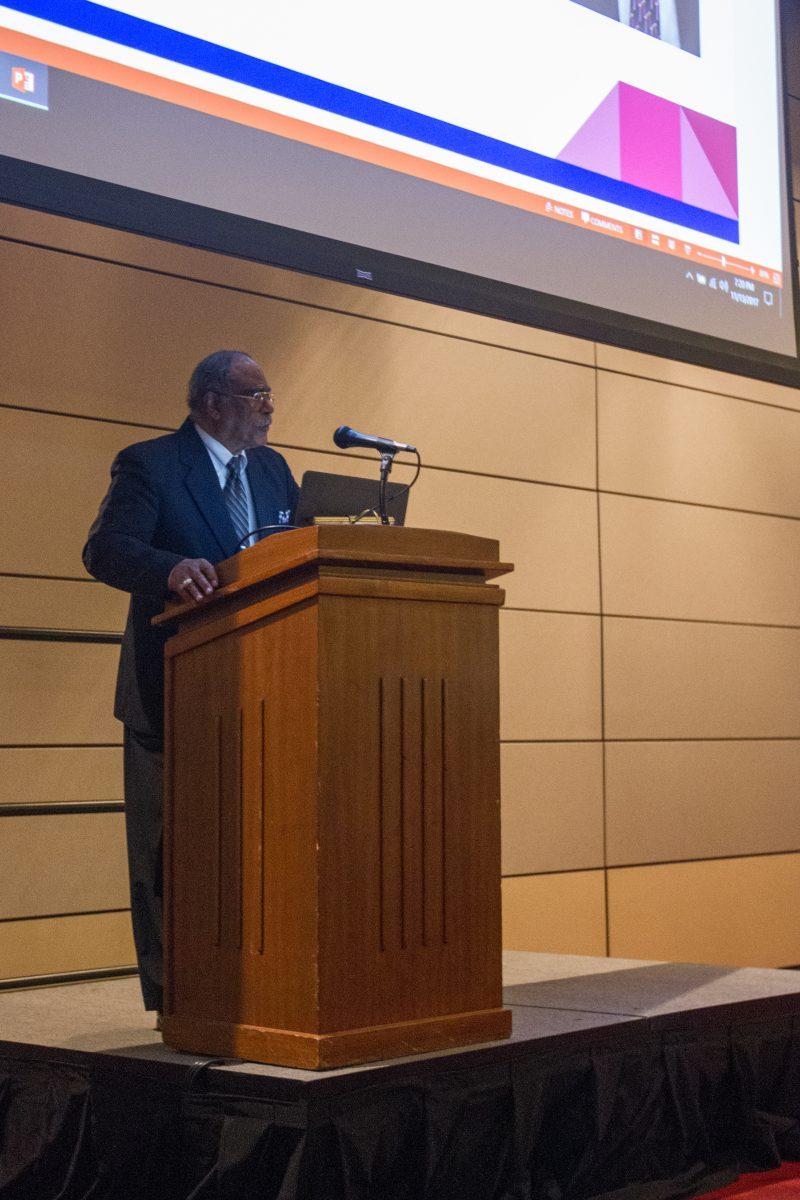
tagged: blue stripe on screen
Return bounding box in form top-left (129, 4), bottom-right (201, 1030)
top-left (0, 0), bottom-right (739, 242)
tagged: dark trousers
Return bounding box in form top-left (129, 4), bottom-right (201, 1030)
top-left (123, 727), bottom-right (164, 1012)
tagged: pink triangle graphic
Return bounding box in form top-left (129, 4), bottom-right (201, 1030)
top-left (682, 106), bottom-right (739, 213)
top-left (558, 83), bottom-right (621, 179)
top-left (679, 110), bottom-right (738, 219)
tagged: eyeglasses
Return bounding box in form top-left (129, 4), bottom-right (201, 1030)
top-left (215, 388), bottom-right (275, 408)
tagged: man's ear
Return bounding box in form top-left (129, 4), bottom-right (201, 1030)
top-left (202, 391), bottom-right (221, 423)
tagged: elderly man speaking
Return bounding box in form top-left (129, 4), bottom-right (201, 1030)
top-left (84, 350), bottom-right (298, 1018)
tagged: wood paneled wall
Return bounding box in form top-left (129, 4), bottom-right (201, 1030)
top-left (2, 36), bottom-right (799, 983)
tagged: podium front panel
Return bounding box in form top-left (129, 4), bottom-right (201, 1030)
top-left (316, 590), bottom-right (503, 1030)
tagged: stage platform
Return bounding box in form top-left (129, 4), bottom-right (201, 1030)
top-left (1, 952), bottom-right (799, 1199)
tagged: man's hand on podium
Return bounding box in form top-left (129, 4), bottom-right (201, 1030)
top-left (168, 558), bottom-right (219, 604)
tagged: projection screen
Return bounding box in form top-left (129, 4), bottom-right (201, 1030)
top-left (0, 0), bottom-right (797, 381)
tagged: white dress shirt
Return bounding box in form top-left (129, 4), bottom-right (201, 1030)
top-left (194, 423), bottom-right (257, 547)
top-left (617, 0), bottom-right (681, 49)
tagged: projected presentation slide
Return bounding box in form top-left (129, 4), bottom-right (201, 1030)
top-left (0, 0), bottom-right (796, 361)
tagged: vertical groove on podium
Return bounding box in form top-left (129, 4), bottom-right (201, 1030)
top-left (379, 677), bottom-right (403, 954)
top-left (257, 697), bottom-right (265, 956)
top-left (420, 678), bottom-right (427, 947)
top-left (214, 714), bottom-right (222, 949)
top-left (378, 679), bottom-right (385, 954)
top-left (236, 707), bottom-right (243, 952)
top-left (422, 676), bottom-right (447, 950)
top-left (227, 709), bottom-right (242, 952)
top-left (402, 676), bottom-right (425, 950)
top-left (399, 676), bottom-right (406, 950)
top-left (212, 710), bottom-right (245, 952)
top-left (441, 679), bottom-right (448, 946)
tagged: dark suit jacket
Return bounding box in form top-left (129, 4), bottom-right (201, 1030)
top-left (83, 418), bottom-right (299, 740)
top-left (572, 0), bottom-right (700, 55)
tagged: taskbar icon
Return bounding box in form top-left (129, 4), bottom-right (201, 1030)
top-left (0, 52), bottom-right (48, 110)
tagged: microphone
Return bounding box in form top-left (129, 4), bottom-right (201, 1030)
top-left (333, 425), bottom-right (417, 455)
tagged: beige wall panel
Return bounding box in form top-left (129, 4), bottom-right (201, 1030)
top-left (500, 611), bottom-right (602, 741)
top-left (501, 742), bottom-right (604, 875)
top-left (598, 372), bottom-right (800, 515)
top-left (596, 346), bottom-right (800, 412)
top-left (0, 746), bottom-right (122, 805)
top-left (0, 407), bottom-right (159, 578)
top-left (0, 911), bottom-right (135, 980)
top-left (0, 240), bottom-right (596, 486)
top-left (606, 740), bottom-right (800, 866)
top-left (412, 473), bottom-right (599, 612)
top-left (502, 871), bottom-right (606, 955)
top-left (0, 813), bottom-right (129, 919)
top-left (277, 330), bottom-right (596, 484)
top-left (601, 495), bottom-right (800, 625)
top-left (0, 237), bottom-right (249, 429)
top-left (286, 448), bottom-right (600, 612)
top-left (604, 618), bottom-right (800, 740)
top-left (0, 576), bottom-right (128, 633)
top-left (0, 641), bottom-right (120, 745)
top-left (0, 204), bottom-right (594, 364)
top-left (608, 854), bottom-right (800, 967)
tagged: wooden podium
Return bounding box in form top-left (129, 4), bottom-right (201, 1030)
top-left (157, 526), bottom-right (512, 1069)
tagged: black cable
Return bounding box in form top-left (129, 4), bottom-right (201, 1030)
top-left (236, 524), bottom-right (298, 550)
top-left (183, 1056), bottom-right (240, 1094)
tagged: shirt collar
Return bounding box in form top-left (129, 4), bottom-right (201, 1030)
top-left (193, 422), bottom-right (248, 470)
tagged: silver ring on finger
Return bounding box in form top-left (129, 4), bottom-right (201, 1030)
top-left (181, 578), bottom-right (193, 587)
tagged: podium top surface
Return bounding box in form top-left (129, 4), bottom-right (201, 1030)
top-left (154, 525), bottom-right (512, 626)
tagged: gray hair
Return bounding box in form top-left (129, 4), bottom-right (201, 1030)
top-left (187, 350), bottom-right (253, 412)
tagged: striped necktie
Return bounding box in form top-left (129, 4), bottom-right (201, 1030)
top-left (629, 0), bottom-right (660, 37)
top-left (223, 454), bottom-right (250, 546)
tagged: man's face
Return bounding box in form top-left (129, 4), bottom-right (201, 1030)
top-left (205, 357), bottom-right (275, 453)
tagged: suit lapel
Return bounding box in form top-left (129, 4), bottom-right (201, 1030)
top-left (177, 420), bottom-right (240, 560)
top-left (245, 449), bottom-right (274, 532)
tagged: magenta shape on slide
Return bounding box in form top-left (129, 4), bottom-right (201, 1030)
top-left (681, 106), bottom-right (739, 213)
top-left (679, 110), bottom-right (738, 219)
top-left (558, 80), bottom-right (740, 219)
top-left (558, 83), bottom-right (621, 179)
top-left (618, 82), bottom-right (682, 199)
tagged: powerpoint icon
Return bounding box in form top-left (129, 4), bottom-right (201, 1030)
top-left (11, 66), bottom-right (34, 94)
